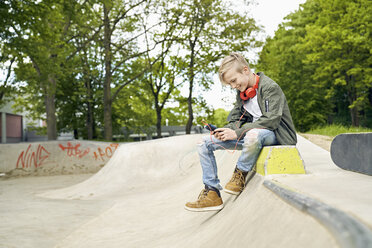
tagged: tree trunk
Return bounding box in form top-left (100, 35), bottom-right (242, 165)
top-left (347, 75), bottom-right (359, 127)
top-left (156, 105), bottom-right (162, 138)
top-left (103, 3), bottom-right (113, 141)
top-left (45, 75), bottom-right (57, 140)
top-left (186, 84), bottom-right (193, 134)
top-left (349, 107), bottom-right (359, 127)
top-left (82, 45), bottom-right (94, 140)
top-left (73, 128), bottom-right (78, 139)
top-left (85, 79), bottom-right (94, 140)
top-left (186, 52), bottom-right (195, 134)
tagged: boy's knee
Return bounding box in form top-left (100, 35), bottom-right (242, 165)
top-left (243, 129), bottom-right (259, 146)
top-left (197, 135), bottom-right (209, 145)
top-left (197, 136), bottom-right (210, 152)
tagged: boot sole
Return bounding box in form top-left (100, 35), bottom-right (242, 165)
top-left (223, 188), bottom-right (242, 195)
top-left (184, 204), bottom-right (224, 212)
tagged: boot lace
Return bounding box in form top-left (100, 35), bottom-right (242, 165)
top-left (197, 189), bottom-right (209, 201)
top-left (232, 170), bottom-right (245, 186)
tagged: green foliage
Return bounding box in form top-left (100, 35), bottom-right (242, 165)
top-left (201, 108), bottom-right (229, 128)
top-left (1, 0), bottom-right (261, 140)
top-left (174, 0), bottom-right (261, 132)
top-left (26, 125), bottom-right (47, 136)
top-left (3, 0), bottom-right (93, 139)
top-left (306, 124), bottom-right (372, 137)
top-left (162, 95), bottom-right (190, 125)
top-left (257, 0), bottom-right (372, 131)
top-left (113, 78), bottom-right (156, 137)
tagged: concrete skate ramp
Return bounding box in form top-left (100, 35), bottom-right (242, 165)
top-left (39, 135), bottom-right (202, 200)
top-left (39, 134), bottom-right (338, 248)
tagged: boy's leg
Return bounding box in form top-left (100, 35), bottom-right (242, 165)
top-left (198, 135), bottom-right (243, 190)
top-left (237, 128), bottom-right (277, 172)
top-left (225, 128), bottom-right (277, 195)
top-left (184, 135), bottom-right (243, 212)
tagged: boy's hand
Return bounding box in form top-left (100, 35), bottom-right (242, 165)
top-left (213, 128), bottom-right (238, 141)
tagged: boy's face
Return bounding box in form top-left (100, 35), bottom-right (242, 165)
top-left (223, 66), bottom-right (251, 92)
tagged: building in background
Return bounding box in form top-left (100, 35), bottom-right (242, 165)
top-left (0, 101), bottom-right (23, 143)
top-left (0, 100), bottom-right (50, 143)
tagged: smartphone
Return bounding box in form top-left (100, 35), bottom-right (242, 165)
top-left (204, 124), bottom-right (217, 132)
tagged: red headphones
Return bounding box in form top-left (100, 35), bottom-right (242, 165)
top-left (240, 74), bottom-right (260, 100)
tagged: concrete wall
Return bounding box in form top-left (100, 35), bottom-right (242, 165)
top-left (0, 140), bottom-right (122, 177)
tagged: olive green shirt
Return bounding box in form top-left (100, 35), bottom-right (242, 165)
top-left (224, 72), bottom-right (297, 145)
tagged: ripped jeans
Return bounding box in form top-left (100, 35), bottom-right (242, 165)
top-left (197, 128), bottom-right (277, 190)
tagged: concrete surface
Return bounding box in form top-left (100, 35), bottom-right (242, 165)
top-left (271, 135), bottom-right (372, 229)
top-left (0, 134), bottom-right (371, 247)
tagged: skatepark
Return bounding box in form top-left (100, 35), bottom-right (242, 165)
top-left (0, 134), bottom-right (372, 248)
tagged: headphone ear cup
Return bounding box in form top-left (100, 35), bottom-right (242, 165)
top-left (240, 88), bottom-right (256, 100)
top-left (239, 74), bottom-right (259, 100)
top-left (240, 91), bottom-right (249, 100)
top-left (245, 88), bottom-right (256, 98)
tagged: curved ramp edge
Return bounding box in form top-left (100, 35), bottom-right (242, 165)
top-left (39, 134), bottom-right (203, 200)
top-left (264, 180), bottom-right (372, 248)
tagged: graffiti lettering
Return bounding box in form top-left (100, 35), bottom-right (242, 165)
top-left (16, 144), bottom-right (50, 169)
top-left (59, 142), bottom-right (90, 158)
top-left (93, 143), bottom-right (119, 161)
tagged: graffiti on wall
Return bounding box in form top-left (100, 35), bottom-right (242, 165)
top-left (93, 143), bottom-right (119, 161)
top-left (16, 144), bottom-right (51, 169)
top-left (14, 142), bottom-right (119, 169)
top-left (58, 142), bottom-right (90, 158)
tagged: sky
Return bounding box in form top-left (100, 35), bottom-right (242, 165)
top-left (200, 0), bottom-right (307, 111)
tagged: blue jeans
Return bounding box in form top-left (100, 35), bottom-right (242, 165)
top-left (197, 128), bottom-right (278, 190)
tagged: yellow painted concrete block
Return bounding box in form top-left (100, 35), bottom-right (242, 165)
top-left (255, 146), bottom-right (305, 176)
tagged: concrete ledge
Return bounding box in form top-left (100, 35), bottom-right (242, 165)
top-left (255, 146), bottom-right (305, 175)
top-left (264, 180), bottom-right (372, 248)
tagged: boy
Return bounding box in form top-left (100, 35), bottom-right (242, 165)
top-left (185, 52), bottom-right (297, 212)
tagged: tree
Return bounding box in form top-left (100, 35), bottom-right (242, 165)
top-left (0, 52), bottom-right (15, 105)
top-left (178, 0), bottom-right (261, 134)
top-left (301, 0), bottom-right (372, 126)
top-left (6, 0), bottom-right (91, 139)
top-left (257, 0), bottom-right (372, 130)
top-left (112, 73), bottom-right (156, 140)
top-left (2, 0), bottom-right (263, 140)
top-left (136, 1), bottom-right (183, 138)
top-left (142, 56), bottom-right (182, 137)
top-left (98, 0), bottom-right (174, 140)
top-left (257, 0), bottom-right (330, 131)
top-left (0, 1), bottom-right (16, 106)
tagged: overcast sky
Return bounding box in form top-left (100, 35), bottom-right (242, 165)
top-left (252, 0), bottom-right (306, 38)
top-left (201, 0), bottom-right (307, 111)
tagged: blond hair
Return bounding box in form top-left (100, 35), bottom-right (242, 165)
top-left (218, 52), bottom-right (250, 85)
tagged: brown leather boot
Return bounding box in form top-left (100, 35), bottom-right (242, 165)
top-left (185, 187), bottom-right (223, 212)
top-left (224, 168), bottom-right (248, 195)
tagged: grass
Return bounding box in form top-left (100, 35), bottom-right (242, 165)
top-left (306, 124), bottom-right (372, 137)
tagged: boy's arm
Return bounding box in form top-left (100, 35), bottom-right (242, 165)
top-left (234, 83), bottom-right (285, 140)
